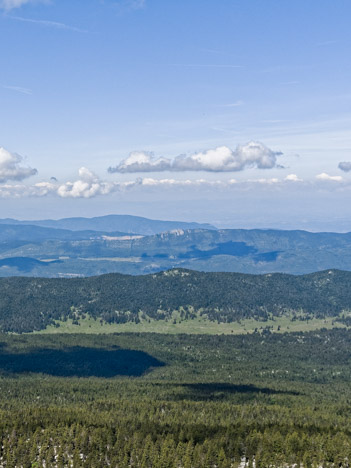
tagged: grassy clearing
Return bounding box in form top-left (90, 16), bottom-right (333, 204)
top-left (36, 314), bottom-right (348, 335)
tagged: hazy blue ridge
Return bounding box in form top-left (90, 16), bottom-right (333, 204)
top-left (0, 215), bottom-right (217, 235)
top-left (0, 223), bottom-right (351, 276)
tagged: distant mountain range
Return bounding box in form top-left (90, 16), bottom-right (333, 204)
top-left (0, 215), bottom-right (216, 235)
top-left (0, 215), bottom-right (351, 276)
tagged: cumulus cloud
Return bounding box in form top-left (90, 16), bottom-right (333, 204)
top-left (108, 141), bottom-right (283, 173)
top-left (285, 174), bottom-right (303, 182)
top-left (110, 151), bottom-right (171, 173)
top-left (0, 147), bottom-right (37, 182)
top-left (0, 181), bottom-right (55, 198)
top-left (54, 167), bottom-right (138, 198)
top-left (316, 173), bottom-right (344, 182)
top-left (0, 167), bottom-right (135, 199)
top-left (56, 167), bottom-right (121, 198)
top-left (338, 161), bottom-right (351, 172)
top-left (173, 142), bottom-right (281, 172)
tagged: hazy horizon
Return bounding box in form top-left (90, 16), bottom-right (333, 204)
top-left (2, 208), bottom-right (351, 233)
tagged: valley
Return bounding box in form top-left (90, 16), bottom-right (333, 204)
top-left (2, 217), bottom-right (351, 466)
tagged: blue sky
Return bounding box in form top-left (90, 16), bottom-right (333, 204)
top-left (0, 0), bottom-right (351, 229)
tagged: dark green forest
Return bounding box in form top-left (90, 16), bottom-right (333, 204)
top-left (1, 329), bottom-right (351, 466)
top-left (3, 269), bottom-right (351, 466)
top-left (1, 268), bottom-right (351, 332)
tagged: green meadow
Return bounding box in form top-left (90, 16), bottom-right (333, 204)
top-left (36, 313), bottom-right (348, 335)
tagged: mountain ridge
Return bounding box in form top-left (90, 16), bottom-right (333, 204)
top-left (0, 216), bottom-right (351, 276)
top-left (0, 214), bottom-right (217, 235)
top-left (1, 225), bottom-right (351, 276)
top-left (1, 267), bottom-right (351, 333)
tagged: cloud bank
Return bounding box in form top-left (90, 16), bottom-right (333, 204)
top-left (0, 167), bottom-right (349, 199)
top-left (0, 167), bottom-right (138, 199)
top-left (0, 147), bottom-right (37, 182)
top-left (0, 169), bottom-right (308, 199)
top-left (108, 141), bottom-right (283, 173)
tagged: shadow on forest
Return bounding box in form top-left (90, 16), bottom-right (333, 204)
top-left (0, 346), bottom-right (165, 377)
top-left (176, 383), bottom-right (299, 400)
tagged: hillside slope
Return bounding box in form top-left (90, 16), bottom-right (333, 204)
top-left (1, 268), bottom-right (351, 333)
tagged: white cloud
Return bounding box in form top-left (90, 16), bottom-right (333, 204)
top-left (0, 181), bottom-right (55, 198)
top-left (338, 161), bottom-right (351, 172)
top-left (55, 167), bottom-right (139, 198)
top-left (0, 161), bottom-right (351, 199)
top-left (245, 177), bottom-right (281, 185)
top-left (0, 167), bottom-right (131, 199)
top-left (140, 178), bottom-right (237, 188)
top-left (285, 174), bottom-right (303, 182)
top-left (0, 147), bottom-right (37, 182)
top-left (250, 178), bottom-right (279, 184)
top-left (316, 172), bottom-right (344, 182)
top-left (109, 141), bottom-right (283, 173)
top-left (175, 142), bottom-right (281, 171)
top-left (1, 166), bottom-right (350, 200)
top-left (110, 151), bottom-right (171, 173)
top-left (56, 167), bottom-right (120, 198)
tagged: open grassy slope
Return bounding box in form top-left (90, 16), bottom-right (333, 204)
top-left (37, 314), bottom-right (347, 335)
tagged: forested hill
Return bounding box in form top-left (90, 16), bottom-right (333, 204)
top-left (2, 268), bottom-right (351, 333)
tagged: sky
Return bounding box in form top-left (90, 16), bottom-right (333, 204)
top-left (1, 0), bottom-right (351, 230)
